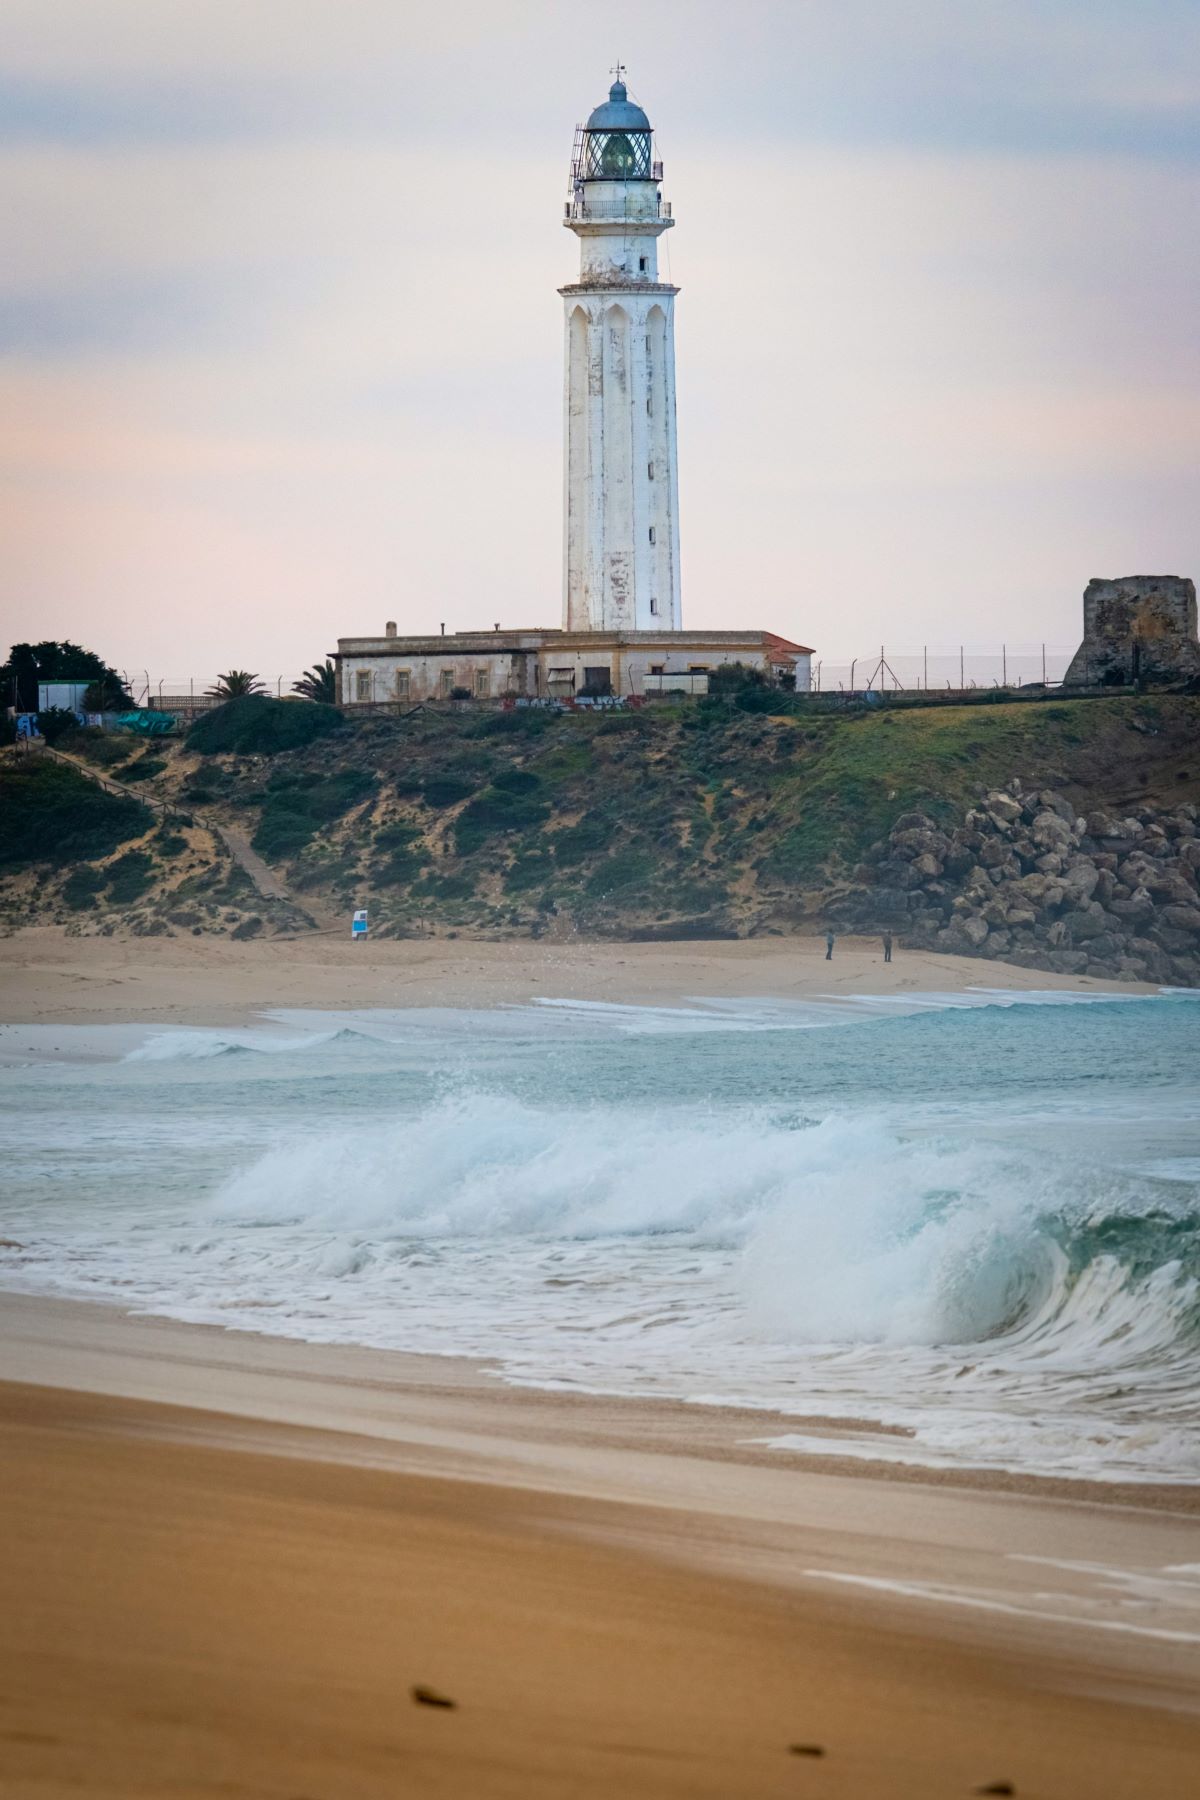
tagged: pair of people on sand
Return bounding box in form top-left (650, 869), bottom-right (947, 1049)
top-left (824, 931), bottom-right (892, 962)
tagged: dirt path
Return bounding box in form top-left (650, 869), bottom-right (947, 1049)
top-left (211, 823), bottom-right (289, 902)
top-left (43, 744), bottom-right (328, 920)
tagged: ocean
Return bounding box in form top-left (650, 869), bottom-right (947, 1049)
top-left (2, 988), bottom-right (1198, 1484)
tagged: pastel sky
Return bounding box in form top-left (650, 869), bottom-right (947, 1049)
top-left (2, 0), bottom-right (1198, 687)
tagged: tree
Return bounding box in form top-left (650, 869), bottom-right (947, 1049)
top-left (708, 662), bottom-right (769, 699)
top-left (0, 640), bottom-right (131, 711)
top-left (83, 671), bottom-right (134, 711)
top-left (207, 671), bottom-right (265, 699)
top-left (292, 660), bottom-right (337, 704)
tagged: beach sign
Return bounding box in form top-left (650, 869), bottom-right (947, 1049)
top-left (352, 908), bottom-right (368, 940)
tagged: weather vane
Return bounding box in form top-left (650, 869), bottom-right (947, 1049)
top-left (610, 60), bottom-right (627, 83)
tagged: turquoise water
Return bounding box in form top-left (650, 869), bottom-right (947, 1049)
top-left (2, 989), bottom-right (1198, 1482)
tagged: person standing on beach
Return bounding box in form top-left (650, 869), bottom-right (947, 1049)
top-left (882, 931), bottom-right (893, 963)
top-left (825, 929), bottom-right (835, 960)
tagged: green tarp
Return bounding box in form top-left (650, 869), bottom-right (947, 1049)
top-left (114, 709), bottom-right (177, 736)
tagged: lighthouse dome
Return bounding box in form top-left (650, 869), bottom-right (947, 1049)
top-left (586, 80), bottom-right (650, 132)
top-left (576, 78), bottom-right (655, 181)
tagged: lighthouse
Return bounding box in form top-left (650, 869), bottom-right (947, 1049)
top-left (561, 75), bottom-right (682, 633)
top-left (335, 75), bottom-right (814, 708)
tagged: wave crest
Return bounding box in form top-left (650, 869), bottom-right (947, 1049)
top-left (211, 1095), bottom-right (1200, 1371)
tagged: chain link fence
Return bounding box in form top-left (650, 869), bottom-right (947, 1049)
top-left (132, 677), bottom-right (305, 714)
top-left (812, 647), bottom-right (1075, 694)
top-left (135, 651), bottom-right (1082, 713)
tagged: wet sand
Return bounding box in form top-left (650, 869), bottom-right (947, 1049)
top-left (1, 1298), bottom-right (1199, 1798)
top-left (0, 924), bottom-right (1151, 1027)
top-left (1, 940), bottom-right (1189, 1796)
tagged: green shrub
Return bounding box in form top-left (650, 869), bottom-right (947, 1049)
top-left (253, 810), bottom-right (318, 861)
top-left (0, 761), bottom-right (151, 870)
top-left (373, 847), bottom-right (427, 886)
top-left (595, 712), bottom-right (648, 736)
top-left (62, 865), bottom-right (106, 910)
top-left (371, 822), bottom-right (429, 886)
top-left (35, 707), bottom-right (80, 745)
top-left (583, 847), bottom-right (657, 900)
top-left (188, 695), bottom-right (344, 756)
top-left (155, 831), bottom-right (189, 858)
top-left (252, 769), bottom-right (376, 862)
top-left (472, 709), bottom-right (554, 737)
top-left (121, 757), bottom-right (167, 782)
top-left (505, 851), bottom-right (554, 892)
top-left (374, 820), bottom-right (420, 850)
top-left (668, 879), bottom-right (730, 913)
top-left (61, 727), bottom-right (128, 767)
top-left (422, 773), bottom-right (476, 808)
top-left (492, 767), bottom-right (541, 794)
top-left (553, 814), bottom-right (612, 865)
top-left (309, 770), bottom-right (376, 819)
top-left (106, 849), bottom-right (157, 905)
top-left (735, 685), bottom-right (791, 714)
top-left (455, 786), bottom-right (549, 855)
top-left (420, 871), bottom-right (477, 900)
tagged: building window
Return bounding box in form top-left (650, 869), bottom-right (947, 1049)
top-left (650, 598), bottom-right (659, 616)
top-left (394, 670), bottom-right (410, 700)
top-left (688, 664), bottom-right (711, 673)
top-left (638, 256), bottom-right (647, 272)
top-left (646, 395), bottom-right (652, 415)
top-left (473, 668), bottom-right (490, 699)
top-left (355, 670), bottom-right (371, 702)
top-left (439, 668), bottom-right (454, 697)
top-left (649, 664), bottom-right (665, 675)
top-left (647, 461), bottom-right (654, 480)
top-left (648, 526), bottom-right (656, 544)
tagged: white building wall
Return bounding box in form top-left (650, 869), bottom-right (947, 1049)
top-left (339, 651), bottom-right (536, 706)
top-left (338, 641), bottom-right (809, 705)
top-left (563, 288), bottom-right (681, 635)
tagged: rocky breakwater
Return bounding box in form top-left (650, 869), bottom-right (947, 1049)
top-left (840, 788), bottom-right (1200, 985)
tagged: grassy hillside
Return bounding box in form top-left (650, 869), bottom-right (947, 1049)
top-left (0, 751), bottom-right (288, 938)
top-left (5, 693), bottom-right (1197, 941)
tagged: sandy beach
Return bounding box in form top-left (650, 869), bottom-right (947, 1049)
top-left (2, 931), bottom-right (1196, 1796)
top-left (0, 924), bottom-right (1155, 1027)
top-left (3, 1297), bottom-right (1200, 1799)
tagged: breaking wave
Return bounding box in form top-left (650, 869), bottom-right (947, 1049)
top-left (125, 1027), bottom-right (374, 1062)
top-left (211, 1094), bottom-right (1200, 1375)
top-left (6, 990), bottom-right (1198, 1483)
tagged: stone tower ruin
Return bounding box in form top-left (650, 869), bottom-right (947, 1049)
top-left (1063, 575), bottom-right (1200, 687)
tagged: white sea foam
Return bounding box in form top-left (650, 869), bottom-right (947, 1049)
top-left (2, 994), bottom-right (1197, 1483)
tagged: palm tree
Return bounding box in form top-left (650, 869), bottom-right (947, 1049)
top-left (292, 660), bottom-right (337, 704)
top-left (207, 670), bottom-right (264, 699)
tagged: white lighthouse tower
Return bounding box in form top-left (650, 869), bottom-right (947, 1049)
top-left (334, 77), bottom-right (815, 708)
top-left (561, 74), bottom-right (682, 632)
